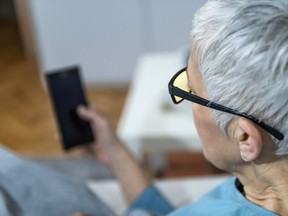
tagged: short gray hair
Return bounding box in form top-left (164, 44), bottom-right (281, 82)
top-left (190, 0), bottom-right (288, 156)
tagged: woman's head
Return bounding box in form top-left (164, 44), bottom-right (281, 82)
top-left (190, 0), bottom-right (288, 157)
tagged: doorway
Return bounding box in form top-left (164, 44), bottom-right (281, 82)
top-left (0, 0), bottom-right (23, 62)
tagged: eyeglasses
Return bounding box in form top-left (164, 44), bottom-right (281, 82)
top-left (168, 67), bottom-right (284, 141)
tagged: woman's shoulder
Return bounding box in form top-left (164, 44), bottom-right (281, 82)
top-left (168, 176), bottom-right (277, 216)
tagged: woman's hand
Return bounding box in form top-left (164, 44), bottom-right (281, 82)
top-left (77, 105), bottom-right (121, 167)
top-left (77, 105), bottom-right (150, 203)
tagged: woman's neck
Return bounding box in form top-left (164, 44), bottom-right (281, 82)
top-left (235, 158), bottom-right (288, 215)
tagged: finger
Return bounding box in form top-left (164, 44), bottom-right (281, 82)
top-left (77, 105), bottom-right (92, 119)
top-left (53, 132), bottom-right (62, 142)
top-left (77, 144), bottom-right (93, 156)
top-left (77, 105), bottom-right (101, 122)
top-left (77, 105), bottom-right (110, 131)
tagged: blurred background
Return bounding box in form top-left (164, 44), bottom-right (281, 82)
top-left (0, 0), bottom-right (202, 153)
top-left (0, 0), bottom-right (227, 179)
top-left (0, 3), bottom-right (231, 213)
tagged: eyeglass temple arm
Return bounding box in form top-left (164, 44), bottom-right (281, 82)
top-left (170, 86), bottom-right (284, 140)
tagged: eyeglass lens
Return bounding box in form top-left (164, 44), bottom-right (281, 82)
top-left (173, 70), bottom-right (191, 103)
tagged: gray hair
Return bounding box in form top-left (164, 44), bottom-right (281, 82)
top-left (190, 0), bottom-right (288, 156)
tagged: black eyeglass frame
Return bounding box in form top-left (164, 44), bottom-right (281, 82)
top-left (168, 67), bottom-right (284, 141)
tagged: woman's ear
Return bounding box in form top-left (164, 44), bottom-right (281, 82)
top-left (234, 118), bottom-right (263, 162)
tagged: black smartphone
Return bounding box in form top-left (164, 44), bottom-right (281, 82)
top-left (45, 65), bottom-right (94, 150)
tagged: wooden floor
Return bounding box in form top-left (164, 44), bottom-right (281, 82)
top-left (0, 20), bottom-right (128, 157)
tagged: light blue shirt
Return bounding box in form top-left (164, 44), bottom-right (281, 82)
top-left (129, 177), bottom-right (277, 216)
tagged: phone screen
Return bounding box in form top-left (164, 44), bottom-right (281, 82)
top-left (46, 66), bottom-right (94, 150)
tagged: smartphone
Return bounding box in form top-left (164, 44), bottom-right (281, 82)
top-left (45, 65), bottom-right (94, 150)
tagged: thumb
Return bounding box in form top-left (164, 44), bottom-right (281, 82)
top-left (77, 105), bottom-right (94, 121)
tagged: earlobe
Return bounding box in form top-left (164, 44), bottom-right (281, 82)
top-left (236, 119), bottom-right (263, 162)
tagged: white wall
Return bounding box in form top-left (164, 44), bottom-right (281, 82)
top-left (28, 0), bottom-right (206, 86)
top-left (148, 0), bottom-right (206, 52)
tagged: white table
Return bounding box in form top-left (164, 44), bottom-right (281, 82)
top-left (117, 52), bottom-right (202, 169)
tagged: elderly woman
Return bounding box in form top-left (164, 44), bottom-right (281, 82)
top-left (78, 0), bottom-right (288, 215)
